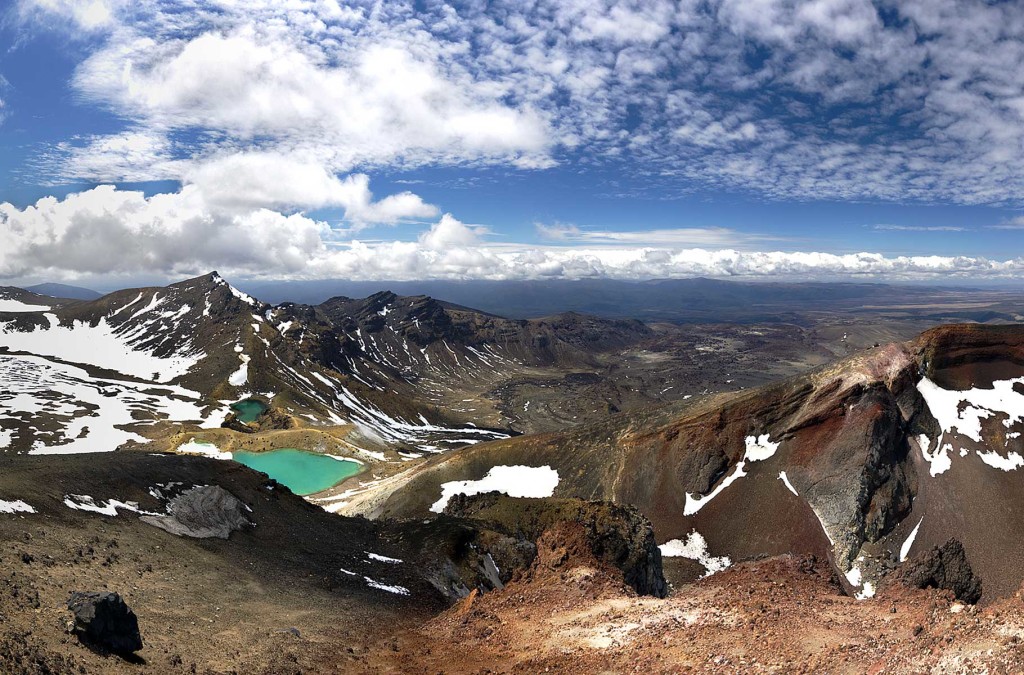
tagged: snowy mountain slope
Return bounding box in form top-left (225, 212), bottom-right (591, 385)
top-left (0, 273), bottom-right (527, 456)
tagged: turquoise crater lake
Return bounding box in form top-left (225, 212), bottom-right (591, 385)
top-left (230, 399), bottom-right (268, 423)
top-left (232, 449), bottom-right (362, 496)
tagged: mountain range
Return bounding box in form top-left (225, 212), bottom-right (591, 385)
top-left (2, 272), bottom-right (1024, 672)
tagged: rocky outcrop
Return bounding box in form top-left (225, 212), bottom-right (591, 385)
top-left (140, 485), bottom-right (252, 539)
top-left (444, 492), bottom-right (667, 598)
top-left (66, 592), bottom-right (142, 654)
top-left (899, 538), bottom-right (982, 604)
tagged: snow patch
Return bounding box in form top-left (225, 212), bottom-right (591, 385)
top-left (900, 518), bottom-right (923, 562)
top-left (0, 299), bottom-right (51, 312)
top-left (659, 530), bottom-right (732, 577)
top-left (917, 434), bottom-right (951, 477)
top-left (177, 439), bottom-right (232, 460)
top-left (215, 274), bottom-right (257, 306)
top-left (684, 433), bottom-right (781, 516)
top-left (846, 559), bottom-right (876, 600)
top-left (363, 576), bottom-right (410, 596)
top-left (63, 494), bottom-right (158, 516)
top-left (0, 499), bottom-right (35, 514)
top-left (778, 471), bottom-right (798, 496)
top-left (977, 448), bottom-right (1024, 471)
top-left (1, 354), bottom-right (212, 455)
top-left (684, 462), bottom-right (747, 516)
top-left (430, 465), bottom-right (560, 513)
top-left (366, 552), bottom-right (403, 564)
top-left (744, 434), bottom-right (780, 461)
top-left (229, 352), bottom-right (250, 386)
top-left (856, 582), bottom-right (876, 600)
top-left (917, 377), bottom-right (1024, 466)
top-left (0, 313), bottom-right (202, 382)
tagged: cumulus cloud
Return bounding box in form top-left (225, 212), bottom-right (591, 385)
top-left (3, 186), bottom-right (1024, 283)
top-left (0, 186), bottom-right (328, 278)
top-left (418, 214), bottom-right (487, 250)
top-left (182, 155), bottom-right (438, 225)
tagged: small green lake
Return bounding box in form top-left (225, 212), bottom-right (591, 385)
top-left (232, 448), bottom-right (362, 496)
top-left (231, 399), bottom-right (268, 423)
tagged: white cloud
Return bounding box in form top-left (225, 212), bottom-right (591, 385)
top-left (0, 185), bottom-right (328, 277)
top-left (990, 217), bottom-right (1024, 230)
top-left (182, 154), bottom-right (438, 225)
top-left (535, 222), bottom-right (779, 247)
top-left (17, 0), bottom-right (122, 31)
top-left (0, 73), bottom-right (9, 126)
top-left (2, 185), bottom-right (1024, 283)
top-left (418, 213), bottom-right (487, 250)
top-left (872, 224), bottom-right (967, 232)
top-left (46, 129), bottom-right (178, 184)
top-left (71, 24), bottom-right (553, 173)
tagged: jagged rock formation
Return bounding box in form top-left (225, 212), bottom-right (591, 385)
top-left (899, 538), bottom-right (982, 604)
top-left (443, 492), bottom-right (667, 598)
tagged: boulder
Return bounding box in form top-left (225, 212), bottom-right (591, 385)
top-left (140, 485), bottom-right (251, 539)
top-left (900, 538), bottom-right (982, 604)
top-left (66, 592), bottom-right (143, 654)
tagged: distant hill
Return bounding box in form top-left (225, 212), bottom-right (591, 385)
top-left (237, 277), bottom-right (1017, 323)
top-left (22, 282), bottom-right (102, 300)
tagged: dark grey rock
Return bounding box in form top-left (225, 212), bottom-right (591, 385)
top-left (66, 591), bottom-right (142, 654)
top-left (900, 538), bottom-right (982, 604)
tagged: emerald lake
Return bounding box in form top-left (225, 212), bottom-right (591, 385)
top-left (231, 399), bottom-right (268, 423)
top-left (232, 449), bottom-right (362, 495)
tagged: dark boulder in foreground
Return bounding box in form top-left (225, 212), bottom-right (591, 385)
top-left (140, 485), bottom-right (251, 539)
top-left (444, 492), bottom-right (668, 598)
top-left (66, 592), bottom-right (143, 654)
top-left (900, 538), bottom-right (983, 604)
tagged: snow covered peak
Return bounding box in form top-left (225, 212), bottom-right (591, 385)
top-left (208, 272), bottom-right (257, 307)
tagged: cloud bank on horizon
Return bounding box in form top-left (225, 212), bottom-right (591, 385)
top-left (1, 0), bottom-right (1024, 283)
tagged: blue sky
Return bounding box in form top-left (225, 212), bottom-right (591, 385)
top-left (1, 0), bottom-right (1023, 284)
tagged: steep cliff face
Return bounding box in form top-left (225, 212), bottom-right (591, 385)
top-left (381, 325), bottom-right (1024, 601)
